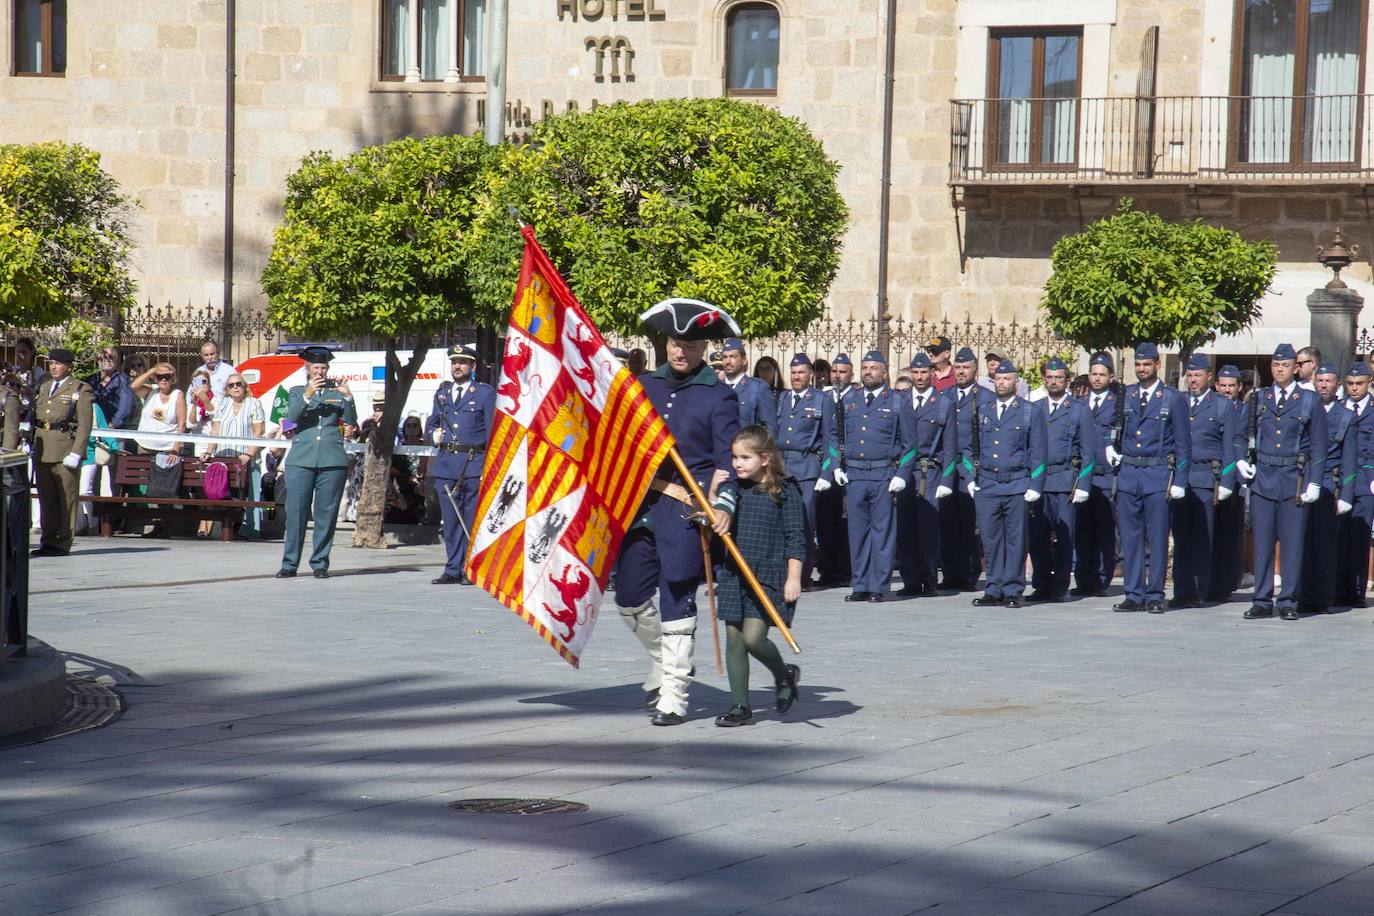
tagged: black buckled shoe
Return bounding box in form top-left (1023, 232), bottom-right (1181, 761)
top-left (715, 705), bottom-right (754, 727)
top-left (776, 664), bottom-right (801, 714)
top-left (1244, 606), bottom-right (1274, 619)
top-left (651, 711), bottom-right (686, 726)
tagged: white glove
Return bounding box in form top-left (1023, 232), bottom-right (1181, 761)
top-left (1024, 489), bottom-right (1040, 503)
top-left (966, 481), bottom-right (980, 497)
top-left (431, 428), bottom-right (444, 446)
top-left (1302, 483), bottom-right (1320, 505)
top-left (887, 477), bottom-right (906, 494)
top-left (833, 469), bottom-right (849, 487)
top-left (62, 453), bottom-right (81, 469)
top-left (935, 484), bottom-right (953, 499)
top-left (1169, 485), bottom-right (1186, 500)
top-left (1236, 460), bottom-right (1256, 481)
top-left (1105, 446), bottom-right (1122, 468)
top-left (1071, 488), bottom-right (1089, 504)
top-left (1217, 486), bottom-right (1233, 502)
top-left (1338, 498), bottom-right (1353, 516)
top-left (813, 477), bottom-right (831, 493)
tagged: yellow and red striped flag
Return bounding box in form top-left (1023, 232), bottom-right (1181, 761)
top-left (465, 226), bottom-right (675, 667)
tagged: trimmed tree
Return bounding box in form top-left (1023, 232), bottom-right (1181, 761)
top-left (0, 141), bottom-right (137, 324)
top-left (466, 98), bottom-right (850, 338)
top-left (1042, 198), bottom-right (1277, 352)
top-left (261, 135), bottom-right (495, 549)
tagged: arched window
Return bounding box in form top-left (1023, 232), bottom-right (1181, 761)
top-left (725, 3), bottom-right (779, 95)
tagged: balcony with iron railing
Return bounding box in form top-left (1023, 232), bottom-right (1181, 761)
top-left (950, 95), bottom-right (1374, 185)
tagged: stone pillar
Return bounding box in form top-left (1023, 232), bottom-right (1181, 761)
top-left (1307, 286), bottom-right (1364, 376)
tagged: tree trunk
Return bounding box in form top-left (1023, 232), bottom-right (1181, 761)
top-left (352, 335), bottom-right (431, 549)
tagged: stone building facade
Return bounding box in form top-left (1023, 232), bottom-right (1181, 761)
top-left (2, 0), bottom-right (1370, 363)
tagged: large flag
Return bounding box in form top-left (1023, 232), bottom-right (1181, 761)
top-left (465, 226), bottom-right (676, 667)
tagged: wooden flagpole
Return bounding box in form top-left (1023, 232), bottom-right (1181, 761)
top-left (667, 447), bottom-right (801, 654)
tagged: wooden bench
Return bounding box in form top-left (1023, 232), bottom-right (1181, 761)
top-left (83, 454), bottom-right (276, 541)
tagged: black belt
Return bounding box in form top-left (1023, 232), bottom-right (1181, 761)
top-left (1121, 455), bottom-right (1167, 467)
top-left (847, 458), bottom-right (895, 470)
top-left (979, 468), bottom-right (1029, 483)
top-left (442, 443), bottom-right (485, 454)
top-left (781, 447), bottom-right (820, 457)
top-left (34, 420), bottom-right (76, 432)
top-left (1257, 453), bottom-right (1300, 467)
top-left (1046, 462), bottom-right (1072, 474)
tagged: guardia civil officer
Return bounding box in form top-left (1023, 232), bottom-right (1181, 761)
top-left (966, 359), bottom-right (1047, 608)
top-left (832, 350), bottom-right (905, 602)
top-left (617, 299), bottom-right (740, 726)
top-left (426, 344), bottom-right (496, 585)
top-left (895, 352), bottom-right (956, 597)
top-left (721, 338), bottom-right (777, 436)
top-left (1237, 343), bottom-right (1326, 620)
top-left (276, 346), bottom-right (357, 579)
top-left (1337, 362), bottom-right (1373, 608)
top-left (1169, 354), bottom-right (1239, 609)
top-left (776, 353), bottom-right (837, 587)
top-left (1209, 364), bottom-right (1248, 602)
top-left (31, 349), bottom-right (93, 557)
top-left (941, 348), bottom-right (994, 591)
top-left (813, 353), bottom-right (855, 587)
top-left (1298, 363), bottom-right (1355, 614)
top-left (1027, 358), bottom-right (1093, 602)
top-left (1107, 343), bottom-right (1190, 614)
top-left (1072, 353), bottom-right (1120, 596)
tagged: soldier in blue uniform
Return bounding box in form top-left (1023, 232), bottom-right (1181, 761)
top-left (1109, 343), bottom-right (1190, 614)
top-left (1298, 363), bottom-right (1356, 614)
top-left (967, 360), bottom-right (1047, 608)
top-left (720, 338), bottom-right (777, 436)
top-left (1027, 357), bottom-right (1093, 602)
top-left (814, 353), bottom-right (854, 587)
top-left (776, 353), bottom-right (837, 588)
top-left (941, 347), bottom-right (994, 591)
top-left (1337, 362), bottom-right (1373, 609)
top-left (616, 299), bottom-right (740, 726)
top-left (1238, 343), bottom-right (1327, 620)
top-left (277, 346), bottom-right (357, 579)
top-left (425, 344), bottom-right (496, 585)
top-left (1073, 352), bottom-right (1120, 597)
top-left (1169, 354), bottom-right (1239, 609)
top-left (832, 350), bottom-right (905, 602)
top-left (1209, 364), bottom-right (1248, 602)
top-left (896, 352), bottom-right (957, 597)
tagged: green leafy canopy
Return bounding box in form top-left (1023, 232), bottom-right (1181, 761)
top-left (1041, 199), bottom-right (1277, 352)
top-left (466, 98), bottom-right (850, 336)
top-left (0, 142), bottom-right (137, 326)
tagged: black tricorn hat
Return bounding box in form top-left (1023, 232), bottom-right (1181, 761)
top-left (299, 346), bottom-right (334, 365)
top-left (640, 298), bottom-right (742, 342)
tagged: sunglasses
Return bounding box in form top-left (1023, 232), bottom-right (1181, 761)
top-left (155, 373), bottom-right (174, 381)
top-left (226, 381), bottom-right (245, 388)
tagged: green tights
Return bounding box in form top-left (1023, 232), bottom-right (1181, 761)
top-left (726, 618), bottom-right (791, 708)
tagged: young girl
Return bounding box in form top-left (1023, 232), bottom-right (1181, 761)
top-left (714, 425), bottom-right (804, 727)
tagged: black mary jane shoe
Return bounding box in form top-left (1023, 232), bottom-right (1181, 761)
top-left (776, 664), bottom-right (801, 714)
top-left (715, 705), bottom-right (754, 727)
top-left (643, 688), bottom-right (660, 711)
top-left (651, 711), bottom-right (686, 727)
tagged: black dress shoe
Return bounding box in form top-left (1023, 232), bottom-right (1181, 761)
top-left (715, 705), bottom-right (754, 727)
top-left (313, 569), bottom-right (330, 579)
top-left (1003, 597), bottom-right (1025, 608)
top-left (643, 688), bottom-right (660, 711)
top-left (1113, 600), bottom-right (1144, 613)
top-left (1352, 597), bottom-right (1369, 609)
top-left (776, 664), bottom-right (800, 714)
top-left (1279, 607), bottom-right (1300, 620)
top-left (1167, 596), bottom-right (1198, 610)
top-left (275, 569), bottom-right (297, 579)
top-left (1071, 586), bottom-right (1104, 597)
top-left (895, 586), bottom-right (922, 597)
top-left (30, 546), bottom-right (67, 557)
top-left (844, 592), bottom-right (870, 602)
top-left (1147, 600), bottom-right (1166, 614)
top-left (431, 573), bottom-right (465, 585)
top-left (651, 711), bottom-right (686, 726)
top-left (971, 595), bottom-right (1003, 607)
top-left (866, 593), bottom-right (885, 603)
top-left (1244, 606), bottom-right (1274, 619)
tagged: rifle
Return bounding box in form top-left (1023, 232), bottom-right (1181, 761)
top-left (836, 386), bottom-right (848, 475)
top-left (1111, 381), bottom-right (1126, 499)
top-left (970, 388), bottom-right (981, 487)
top-left (1295, 452), bottom-right (1307, 506)
top-left (1165, 453), bottom-right (1177, 499)
top-left (1211, 459), bottom-right (1222, 506)
top-left (1247, 389), bottom-right (1259, 466)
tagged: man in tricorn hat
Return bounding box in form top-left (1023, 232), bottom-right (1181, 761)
top-left (426, 344), bottom-right (495, 586)
top-left (618, 298), bottom-right (745, 726)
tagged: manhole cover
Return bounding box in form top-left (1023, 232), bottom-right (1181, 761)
top-left (446, 798), bottom-right (589, 815)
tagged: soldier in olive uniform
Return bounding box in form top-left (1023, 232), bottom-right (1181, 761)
top-left (277, 346), bottom-right (357, 579)
top-left (31, 348), bottom-right (94, 557)
top-left (0, 377), bottom-right (19, 451)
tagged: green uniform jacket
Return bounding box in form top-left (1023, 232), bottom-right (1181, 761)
top-left (284, 385), bottom-right (356, 469)
top-left (32, 376), bottom-right (94, 464)
top-left (0, 390), bottom-right (19, 451)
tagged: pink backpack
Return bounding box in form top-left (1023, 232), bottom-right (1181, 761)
top-left (203, 461), bottom-right (230, 501)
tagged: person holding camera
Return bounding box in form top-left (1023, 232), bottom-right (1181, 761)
top-left (277, 347), bottom-right (356, 579)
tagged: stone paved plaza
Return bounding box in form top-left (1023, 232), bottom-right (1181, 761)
top-left (6, 535), bottom-right (1374, 914)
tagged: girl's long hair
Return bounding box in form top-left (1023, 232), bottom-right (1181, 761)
top-left (733, 425), bottom-right (787, 503)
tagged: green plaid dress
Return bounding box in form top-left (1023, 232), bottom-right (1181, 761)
top-left (717, 478), bottom-right (806, 625)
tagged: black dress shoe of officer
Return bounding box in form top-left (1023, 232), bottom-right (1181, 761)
top-left (31, 546), bottom-right (68, 557)
top-left (1147, 600), bottom-right (1166, 614)
top-left (715, 705), bottom-right (754, 727)
top-left (651, 711), bottom-right (686, 726)
top-left (275, 569), bottom-right (296, 579)
top-left (1279, 606), bottom-right (1300, 621)
top-left (971, 595), bottom-right (1003, 607)
top-left (1244, 605), bottom-right (1274, 619)
top-left (1070, 586), bottom-right (1103, 597)
top-left (1003, 597), bottom-right (1025, 609)
top-left (431, 573), bottom-right (464, 585)
top-left (1167, 596), bottom-right (1198, 609)
top-left (644, 688), bottom-right (660, 711)
top-left (1113, 600), bottom-right (1144, 613)
top-left (313, 569), bottom-right (330, 579)
top-left (866, 593), bottom-right (885, 603)
top-left (844, 592), bottom-right (870, 602)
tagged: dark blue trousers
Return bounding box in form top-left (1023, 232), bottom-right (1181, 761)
top-left (434, 474), bottom-right (480, 578)
top-left (1338, 494), bottom-right (1373, 602)
top-left (1029, 492), bottom-right (1073, 596)
top-left (896, 486), bottom-right (940, 592)
top-left (1074, 484), bottom-right (1116, 593)
top-left (1251, 493), bottom-right (1306, 610)
top-left (940, 488), bottom-right (981, 586)
top-left (846, 477), bottom-right (897, 595)
top-left (1300, 489), bottom-right (1338, 610)
top-left (1170, 488), bottom-right (1217, 601)
top-left (1117, 488), bottom-right (1170, 604)
top-left (614, 516), bottom-right (710, 623)
top-left (1210, 491), bottom-right (1245, 599)
top-left (975, 490), bottom-right (1027, 599)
